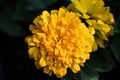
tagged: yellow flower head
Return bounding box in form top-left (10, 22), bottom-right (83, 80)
top-left (68, 0), bottom-right (114, 23)
top-left (68, 0), bottom-right (115, 51)
top-left (25, 7), bottom-right (94, 78)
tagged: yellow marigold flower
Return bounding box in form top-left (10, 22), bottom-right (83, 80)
top-left (68, 0), bottom-right (114, 24)
top-left (68, 0), bottom-right (115, 51)
top-left (86, 19), bottom-right (113, 51)
top-left (25, 7), bottom-right (94, 78)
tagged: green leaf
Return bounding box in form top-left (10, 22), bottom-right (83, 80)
top-left (113, 21), bottom-right (120, 33)
top-left (26, 0), bottom-right (58, 10)
top-left (61, 64), bottom-right (99, 80)
top-left (108, 33), bottom-right (120, 62)
top-left (87, 48), bottom-right (115, 72)
top-left (0, 6), bottom-right (25, 37)
top-left (12, 0), bottom-right (68, 22)
top-left (61, 48), bottom-right (114, 80)
top-left (13, 0), bottom-right (40, 22)
top-left (74, 64), bottom-right (99, 80)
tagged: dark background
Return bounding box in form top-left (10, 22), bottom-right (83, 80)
top-left (0, 0), bottom-right (120, 80)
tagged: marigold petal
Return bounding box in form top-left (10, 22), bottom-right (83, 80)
top-left (58, 7), bottom-right (66, 17)
top-left (71, 63), bottom-right (80, 73)
top-left (51, 14), bottom-right (58, 28)
top-left (92, 41), bottom-right (98, 52)
top-left (71, 0), bottom-right (87, 14)
top-left (25, 36), bottom-right (36, 46)
top-left (43, 66), bottom-right (52, 76)
top-left (39, 57), bottom-right (47, 67)
top-left (28, 47), bottom-right (38, 56)
top-left (41, 11), bottom-right (50, 26)
top-left (95, 38), bottom-right (105, 48)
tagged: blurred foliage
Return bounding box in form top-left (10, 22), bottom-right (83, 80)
top-left (0, 0), bottom-right (61, 36)
top-left (0, 0), bottom-right (120, 80)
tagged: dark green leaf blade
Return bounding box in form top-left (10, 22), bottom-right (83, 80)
top-left (74, 63), bottom-right (99, 80)
top-left (61, 64), bottom-right (99, 80)
top-left (26, 0), bottom-right (58, 10)
top-left (61, 69), bottom-right (75, 80)
top-left (13, 0), bottom-right (40, 22)
top-left (0, 6), bottom-right (25, 37)
top-left (108, 33), bottom-right (120, 62)
top-left (87, 48), bottom-right (115, 72)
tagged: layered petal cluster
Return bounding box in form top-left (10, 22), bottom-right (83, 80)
top-left (25, 7), bottom-right (94, 78)
top-left (68, 0), bottom-right (115, 51)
